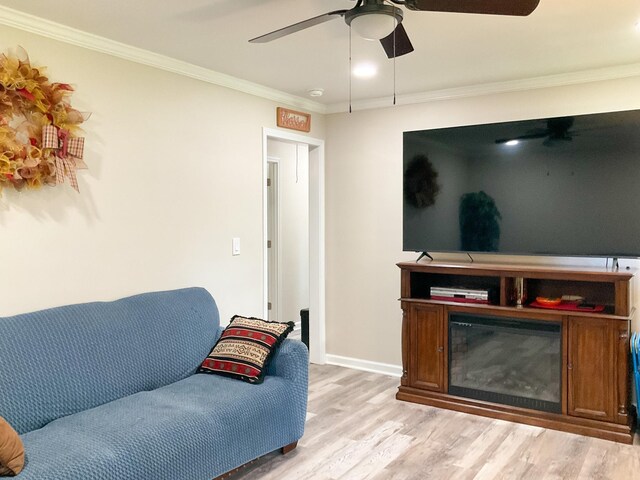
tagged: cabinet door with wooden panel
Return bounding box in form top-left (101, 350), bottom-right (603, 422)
top-left (408, 303), bottom-right (445, 392)
top-left (567, 316), bottom-right (616, 421)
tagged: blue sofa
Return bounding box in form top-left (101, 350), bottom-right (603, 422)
top-left (0, 288), bottom-right (308, 479)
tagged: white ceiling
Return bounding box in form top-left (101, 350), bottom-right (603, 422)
top-left (1, 0), bottom-right (640, 108)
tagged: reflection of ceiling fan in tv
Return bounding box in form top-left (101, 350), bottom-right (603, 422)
top-left (250, 0), bottom-right (541, 59)
top-left (495, 117), bottom-right (577, 147)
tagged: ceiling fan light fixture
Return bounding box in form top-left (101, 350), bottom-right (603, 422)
top-left (345, 4), bottom-right (403, 41)
top-left (350, 13), bottom-right (397, 40)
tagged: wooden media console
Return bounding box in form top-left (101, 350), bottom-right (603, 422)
top-left (397, 261), bottom-right (636, 443)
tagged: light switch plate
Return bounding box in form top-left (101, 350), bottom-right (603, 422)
top-left (232, 237), bottom-right (240, 256)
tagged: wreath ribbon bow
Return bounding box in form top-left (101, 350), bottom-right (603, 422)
top-left (42, 125), bottom-right (86, 192)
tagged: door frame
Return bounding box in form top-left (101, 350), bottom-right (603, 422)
top-left (263, 128), bottom-right (325, 364)
top-left (266, 158), bottom-right (282, 323)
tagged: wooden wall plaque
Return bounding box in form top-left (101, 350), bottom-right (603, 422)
top-left (277, 107), bottom-right (311, 133)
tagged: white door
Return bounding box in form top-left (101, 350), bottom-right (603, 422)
top-left (267, 160), bottom-right (279, 321)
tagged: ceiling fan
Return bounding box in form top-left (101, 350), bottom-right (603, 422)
top-left (495, 117), bottom-right (576, 147)
top-left (249, 0), bottom-right (541, 59)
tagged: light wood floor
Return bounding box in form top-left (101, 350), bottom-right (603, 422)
top-left (235, 364), bottom-right (639, 480)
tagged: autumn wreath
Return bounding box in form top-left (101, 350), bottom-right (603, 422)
top-left (0, 48), bottom-right (87, 193)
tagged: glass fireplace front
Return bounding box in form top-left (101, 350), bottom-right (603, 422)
top-left (448, 313), bottom-right (562, 414)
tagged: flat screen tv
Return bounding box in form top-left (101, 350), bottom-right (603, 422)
top-left (403, 109), bottom-right (640, 258)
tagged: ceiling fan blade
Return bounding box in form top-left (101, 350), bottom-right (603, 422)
top-left (543, 136), bottom-right (572, 147)
top-left (249, 10), bottom-right (348, 43)
top-left (547, 117), bottom-right (574, 131)
top-left (405, 0), bottom-right (540, 16)
top-left (380, 23), bottom-right (415, 58)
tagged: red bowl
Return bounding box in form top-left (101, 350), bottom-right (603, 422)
top-left (536, 296), bottom-right (562, 306)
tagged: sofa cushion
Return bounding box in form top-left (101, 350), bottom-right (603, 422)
top-left (198, 316), bottom-right (294, 384)
top-left (0, 417), bottom-right (24, 476)
top-left (17, 371), bottom-right (304, 480)
top-left (0, 288), bottom-right (220, 435)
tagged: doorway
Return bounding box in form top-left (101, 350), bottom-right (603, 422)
top-left (263, 128), bottom-right (325, 364)
top-left (267, 143), bottom-right (309, 329)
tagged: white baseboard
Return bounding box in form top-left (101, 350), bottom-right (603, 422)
top-left (325, 354), bottom-right (402, 378)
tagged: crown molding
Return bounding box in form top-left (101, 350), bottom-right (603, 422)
top-left (0, 5), bottom-right (328, 114)
top-left (325, 62), bottom-right (640, 114)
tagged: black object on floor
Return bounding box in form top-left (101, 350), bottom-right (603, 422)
top-left (300, 308), bottom-right (309, 351)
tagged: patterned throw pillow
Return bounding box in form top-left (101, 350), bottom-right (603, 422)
top-left (0, 416), bottom-right (25, 476)
top-left (198, 315), bottom-right (294, 384)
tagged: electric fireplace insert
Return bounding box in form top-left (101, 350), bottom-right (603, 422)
top-left (448, 313), bottom-right (562, 414)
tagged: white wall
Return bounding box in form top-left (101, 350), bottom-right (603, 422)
top-left (4, 20), bottom-right (639, 377)
top-left (266, 139), bottom-right (310, 324)
top-left (0, 24), bottom-right (325, 323)
top-left (325, 77), bottom-right (640, 367)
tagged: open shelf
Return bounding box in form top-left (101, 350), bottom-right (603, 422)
top-left (400, 261), bottom-right (632, 316)
top-left (409, 272), bottom-right (500, 303)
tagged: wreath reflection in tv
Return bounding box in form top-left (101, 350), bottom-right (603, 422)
top-left (0, 47), bottom-right (88, 194)
top-left (404, 154), bottom-right (441, 208)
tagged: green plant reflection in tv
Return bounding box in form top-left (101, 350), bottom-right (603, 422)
top-left (459, 191), bottom-right (502, 252)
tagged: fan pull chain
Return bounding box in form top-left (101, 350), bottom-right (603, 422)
top-left (349, 24), bottom-right (352, 113)
top-left (393, 18), bottom-right (397, 106)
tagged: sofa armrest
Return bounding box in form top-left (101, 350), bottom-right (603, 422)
top-left (214, 327), bottom-right (308, 385)
top-left (267, 339), bottom-right (309, 386)
top-left (216, 326), bottom-right (224, 341)
top-left (267, 339), bottom-right (308, 437)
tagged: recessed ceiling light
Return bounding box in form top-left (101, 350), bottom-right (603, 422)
top-left (307, 88), bottom-right (324, 97)
top-left (352, 62), bottom-right (377, 79)
top-left (505, 140), bottom-right (520, 146)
